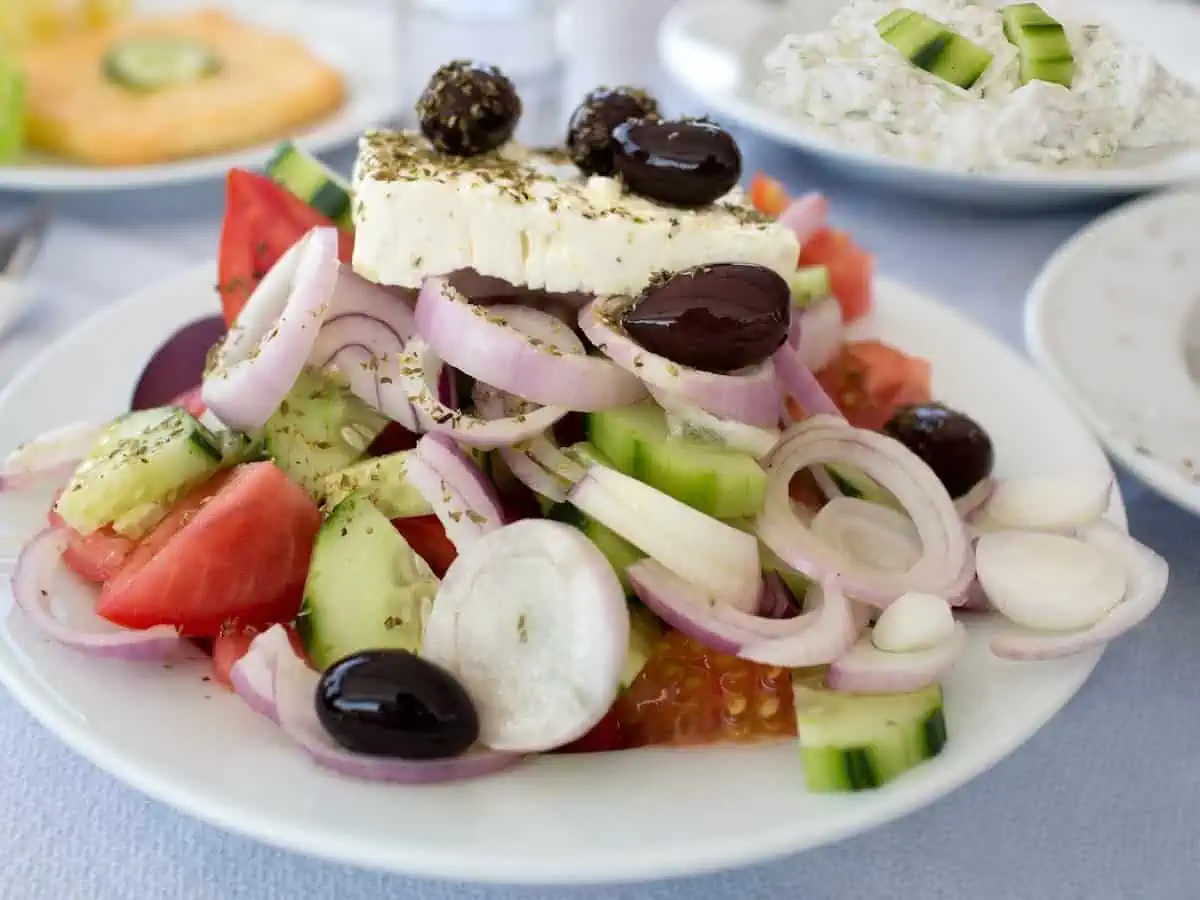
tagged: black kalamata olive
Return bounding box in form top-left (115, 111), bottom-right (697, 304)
top-left (883, 403), bottom-right (995, 499)
top-left (612, 118), bottom-right (741, 208)
top-left (622, 264), bottom-right (790, 373)
top-left (566, 86), bottom-right (660, 176)
top-left (315, 650), bottom-right (479, 760)
top-left (416, 60), bottom-right (521, 156)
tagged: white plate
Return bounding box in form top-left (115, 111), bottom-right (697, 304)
top-left (0, 0), bottom-right (396, 192)
top-left (659, 0), bottom-right (1200, 208)
top-left (1027, 188), bottom-right (1200, 516)
top-left (0, 266), bottom-right (1119, 884)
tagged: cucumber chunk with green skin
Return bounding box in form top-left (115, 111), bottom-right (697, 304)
top-left (262, 370), bottom-right (388, 496)
top-left (320, 452), bottom-right (434, 519)
top-left (266, 141), bottom-right (355, 231)
top-left (878, 9), bottom-right (994, 89)
top-left (103, 36), bottom-right (221, 92)
top-left (788, 265), bottom-right (832, 310)
top-left (1002, 3), bottom-right (1075, 87)
top-left (587, 401), bottom-right (767, 520)
top-left (54, 408), bottom-right (223, 536)
top-left (794, 680), bottom-right (947, 792)
top-left (298, 494), bottom-right (439, 671)
top-left (0, 54), bottom-right (25, 163)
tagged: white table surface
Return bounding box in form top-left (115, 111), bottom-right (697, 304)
top-left (3, 73), bottom-right (1200, 900)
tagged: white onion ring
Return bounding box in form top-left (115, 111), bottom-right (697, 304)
top-left (416, 278), bottom-right (645, 411)
top-left (827, 623), bottom-right (967, 693)
top-left (627, 560), bottom-right (858, 667)
top-left (202, 228), bottom-right (340, 430)
top-left (756, 416), bottom-right (969, 606)
top-left (13, 529), bottom-right (183, 660)
top-left (398, 341), bottom-right (567, 448)
top-left (989, 521), bottom-right (1167, 660)
top-left (1, 421), bottom-right (104, 493)
top-left (234, 626), bottom-right (522, 783)
top-left (579, 295), bottom-right (782, 428)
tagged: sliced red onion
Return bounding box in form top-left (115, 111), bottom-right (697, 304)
top-left (569, 463), bottom-right (761, 611)
top-left (326, 263), bottom-right (417, 332)
top-left (792, 296), bottom-right (843, 372)
top-left (416, 278), bottom-right (645, 412)
top-left (954, 477), bottom-right (995, 519)
top-left (773, 341), bottom-right (840, 418)
top-left (202, 228), bottom-right (340, 430)
top-left (827, 623), bottom-right (967, 694)
top-left (473, 385), bottom-right (580, 503)
top-left (627, 560), bottom-right (857, 666)
top-left (758, 571), bottom-right (801, 619)
top-left (977, 472), bottom-right (1112, 533)
top-left (756, 416), bottom-right (969, 606)
top-left (399, 341), bottom-right (567, 448)
top-left (811, 497), bottom-right (922, 574)
top-left (579, 295), bottom-right (781, 428)
top-left (132, 316), bottom-right (227, 413)
top-left (1, 421), bottom-right (103, 492)
top-left (778, 192), bottom-right (829, 245)
top-left (309, 314), bottom-right (421, 432)
top-left (650, 386), bottom-right (781, 459)
top-left (402, 452), bottom-right (491, 549)
top-left (990, 521), bottom-right (1168, 661)
top-left (236, 626), bottom-right (522, 782)
top-left (13, 529), bottom-right (183, 660)
top-left (420, 521), bottom-right (629, 753)
top-left (415, 433), bottom-right (505, 532)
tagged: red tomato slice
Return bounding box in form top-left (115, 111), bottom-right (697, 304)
top-left (211, 622), bottom-right (307, 688)
top-left (98, 463), bottom-right (322, 636)
top-left (47, 496), bottom-right (136, 584)
top-left (217, 169), bottom-right (354, 326)
top-left (814, 339), bottom-right (932, 432)
top-left (798, 228), bottom-right (874, 323)
top-left (390, 515), bottom-right (458, 579)
top-left (553, 706), bottom-right (625, 754)
top-left (169, 385), bottom-right (207, 419)
top-left (749, 173), bottom-right (791, 217)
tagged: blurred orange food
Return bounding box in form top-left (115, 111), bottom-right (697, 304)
top-left (20, 8), bottom-right (345, 165)
top-left (1, 1), bottom-right (130, 50)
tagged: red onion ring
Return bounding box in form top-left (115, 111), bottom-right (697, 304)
top-left (399, 341), bottom-right (568, 448)
top-left (13, 529), bottom-right (183, 660)
top-left (415, 278), bottom-right (645, 412)
top-left (202, 228), bottom-right (340, 430)
top-left (473, 385), bottom-right (579, 502)
top-left (649, 386), bottom-right (781, 459)
top-left (402, 452), bottom-right (492, 549)
top-left (415, 434), bottom-right (505, 530)
top-left (756, 416), bottom-right (969, 606)
top-left (326, 263), bottom-right (417, 329)
top-left (1, 421), bottom-right (104, 493)
top-left (778, 192), bottom-right (829, 245)
top-left (792, 297), bottom-right (843, 372)
top-left (758, 571), bottom-right (801, 619)
top-left (826, 623), bottom-right (967, 693)
top-left (579, 295), bottom-right (782, 428)
top-left (989, 521), bottom-right (1168, 661)
top-left (627, 560), bottom-right (858, 667)
top-left (235, 626), bottom-right (522, 783)
top-left (773, 341), bottom-right (840, 418)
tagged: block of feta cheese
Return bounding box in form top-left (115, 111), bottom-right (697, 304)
top-left (351, 130), bottom-right (800, 297)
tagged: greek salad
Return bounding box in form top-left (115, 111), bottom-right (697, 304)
top-left (1, 61), bottom-right (1168, 792)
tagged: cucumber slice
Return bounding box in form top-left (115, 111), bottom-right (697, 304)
top-left (1002, 4), bottom-right (1075, 87)
top-left (587, 401), bottom-right (767, 520)
top-left (0, 53), bottom-right (24, 163)
top-left (878, 9), bottom-right (994, 89)
top-left (788, 265), bottom-right (831, 310)
top-left (320, 451), bottom-right (434, 519)
top-left (262, 370), bottom-right (388, 495)
top-left (794, 680), bottom-right (948, 792)
top-left (298, 493), bottom-right (439, 671)
top-left (54, 408), bottom-right (223, 536)
top-left (102, 36), bottom-right (220, 92)
top-left (266, 141), bottom-right (355, 231)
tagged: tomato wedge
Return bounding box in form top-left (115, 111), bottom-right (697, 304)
top-left (553, 706), bottom-right (626, 754)
top-left (813, 340), bottom-right (932, 432)
top-left (218, 169), bottom-right (354, 326)
top-left (749, 173), bottom-right (791, 217)
top-left (798, 227), bottom-right (874, 323)
top-left (390, 515), bottom-right (458, 579)
top-left (98, 463), bottom-right (321, 636)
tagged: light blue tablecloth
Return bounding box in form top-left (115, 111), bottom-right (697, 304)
top-left (2, 134), bottom-right (1199, 900)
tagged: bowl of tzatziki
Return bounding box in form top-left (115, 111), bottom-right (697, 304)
top-left (660, 0), bottom-right (1200, 207)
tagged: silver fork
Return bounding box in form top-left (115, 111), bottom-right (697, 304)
top-left (0, 200), bottom-right (52, 339)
